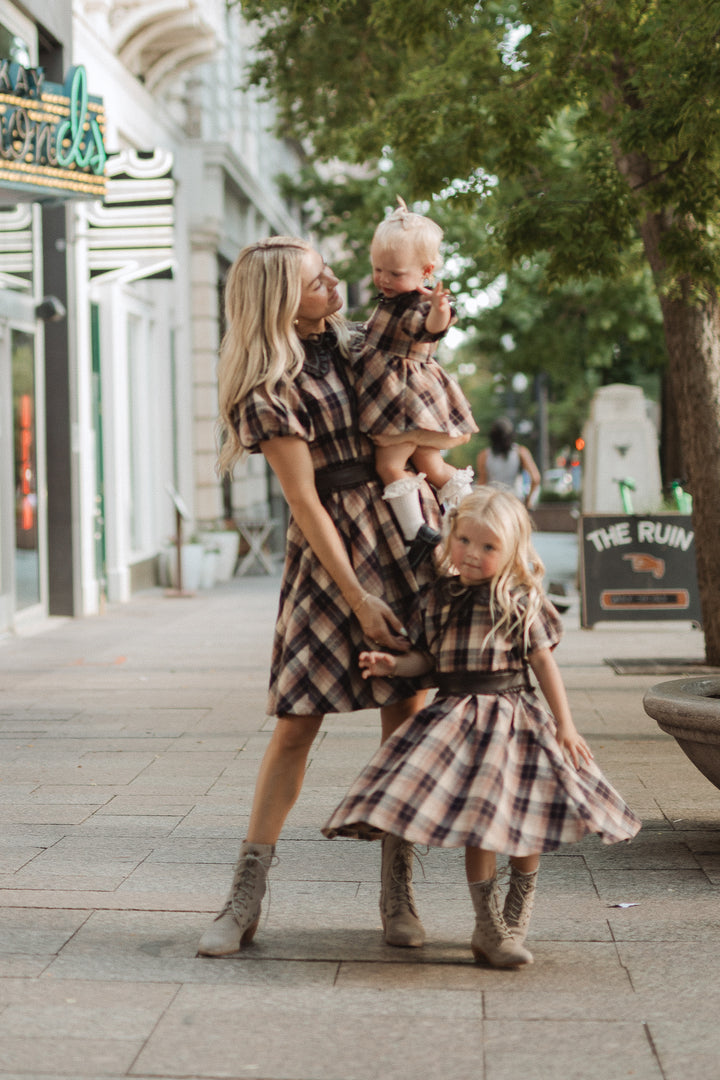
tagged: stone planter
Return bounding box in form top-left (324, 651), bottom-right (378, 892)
top-left (643, 677), bottom-right (720, 790)
top-left (200, 549), bottom-right (219, 589)
top-left (207, 530), bottom-right (240, 583)
top-left (531, 502), bottom-right (580, 533)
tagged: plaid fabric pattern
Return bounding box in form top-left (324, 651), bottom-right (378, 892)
top-left (323, 582), bottom-right (641, 853)
top-left (355, 292), bottom-right (479, 439)
top-left (237, 336), bottom-right (438, 717)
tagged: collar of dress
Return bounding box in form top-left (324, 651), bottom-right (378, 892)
top-left (301, 329), bottom-right (337, 377)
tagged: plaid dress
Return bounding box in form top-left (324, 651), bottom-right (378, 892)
top-left (237, 329), bottom-right (438, 717)
top-left (323, 579), bottom-right (641, 854)
top-left (356, 292), bottom-right (479, 439)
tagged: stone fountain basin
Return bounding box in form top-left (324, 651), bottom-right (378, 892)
top-left (643, 677), bottom-right (720, 791)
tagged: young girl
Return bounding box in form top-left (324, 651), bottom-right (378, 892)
top-left (323, 487), bottom-right (641, 968)
top-left (357, 198), bottom-right (479, 567)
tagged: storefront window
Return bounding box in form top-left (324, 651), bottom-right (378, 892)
top-left (13, 328), bottom-right (39, 608)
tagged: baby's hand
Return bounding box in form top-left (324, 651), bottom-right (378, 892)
top-left (359, 650), bottom-right (397, 679)
top-left (423, 281), bottom-right (452, 333)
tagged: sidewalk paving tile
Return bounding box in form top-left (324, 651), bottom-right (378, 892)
top-left (1, 574), bottom-right (719, 1079)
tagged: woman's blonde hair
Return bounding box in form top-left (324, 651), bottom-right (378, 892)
top-left (216, 236), bottom-right (350, 475)
top-left (439, 486), bottom-right (546, 652)
top-left (371, 196), bottom-right (443, 274)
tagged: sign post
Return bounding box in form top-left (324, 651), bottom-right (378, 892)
top-left (580, 514), bottom-right (701, 628)
top-left (165, 483), bottom-right (193, 598)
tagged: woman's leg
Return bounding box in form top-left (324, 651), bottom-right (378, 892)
top-left (246, 713), bottom-right (324, 843)
top-left (197, 713), bottom-right (322, 956)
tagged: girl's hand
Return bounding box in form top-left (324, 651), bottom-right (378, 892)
top-left (556, 723), bottom-right (594, 769)
top-left (359, 650), bottom-right (398, 679)
top-left (353, 593), bottom-right (410, 653)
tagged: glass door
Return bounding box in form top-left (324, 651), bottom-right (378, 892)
top-left (0, 296), bottom-right (42, 632)
top-left (12, 327), bottom-right (39, 608)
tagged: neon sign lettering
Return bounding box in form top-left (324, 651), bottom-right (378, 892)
top-left (0, 61), bottom-right (106, 199)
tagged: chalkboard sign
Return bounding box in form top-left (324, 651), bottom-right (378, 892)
top-left (580, 514), bottom-right (701, 627)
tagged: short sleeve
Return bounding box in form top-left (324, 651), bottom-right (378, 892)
top-left (525, 597), bottom-right (564, 654)
top-left (236, 382), bottom-right (315, 453)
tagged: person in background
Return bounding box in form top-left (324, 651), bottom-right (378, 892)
top-left (476, 416), bottom-right (540, 507)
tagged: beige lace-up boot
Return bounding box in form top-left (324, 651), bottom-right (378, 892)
top-left (469, 875), bottom-right (533, 968)
top-left (197, 841), bottom-right (275, 957)
top-left (502, 866), bottom-right (538, 945)
top-left (380, 834), bottom-right (426, 947)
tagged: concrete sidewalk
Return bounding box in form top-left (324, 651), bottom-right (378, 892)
top-left (0, 572), bottom-right (719, 1080)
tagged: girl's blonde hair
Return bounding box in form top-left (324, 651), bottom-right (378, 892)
top-left (371, 196), bottom-right (443, 273)
top-left (439, 486), bottom-right (546, 651)
top-left (216, 236), bottom-right (350, 475)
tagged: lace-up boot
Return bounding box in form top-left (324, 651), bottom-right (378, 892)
top-left (469, 875), bottom-right (533, 968)
top-left (502, 866), bottom-right (538, 945)
top-left (197, 841), bottom-right (275, 957)
top-left (380, 834), bottom-right (426, 947)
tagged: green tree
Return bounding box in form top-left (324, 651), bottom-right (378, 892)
top-left (243, 0), bottom-right (720, 660)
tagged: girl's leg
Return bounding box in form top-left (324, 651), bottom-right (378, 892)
top-left (509, 853), bottom-right (540, 874)
top-left (197, 714), bottom-right (322, 957)
top-left (380, 692), bottom-right (427, 741)
top-left (378, 695), bottom-right (428, 948)
top-left (504, 854), bottom-right (541, 944)
top-left (466, 846), bottom-right (533, 968)
top-left (465, 846), bottom-right (497, 884)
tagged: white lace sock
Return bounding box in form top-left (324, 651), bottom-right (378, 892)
top-left (382, 474), bottom-right (426, 540)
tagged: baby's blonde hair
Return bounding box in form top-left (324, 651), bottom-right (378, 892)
top-left (439, 486), bottom-right (546, 652)
top-left (216, 236), bottom-right (350, 475)
top-left (371, 196), bottom-right (443, 273)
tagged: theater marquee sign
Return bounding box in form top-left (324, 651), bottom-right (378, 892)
top-left (0, 61), bottom-right (106, 201)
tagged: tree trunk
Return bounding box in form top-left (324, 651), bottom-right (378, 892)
top-left (658, 290), bottom-right (720, 663)
top-left (659, 372), bottom-right (685, 486)
top-left (624, 199), bottom-right (720, 663)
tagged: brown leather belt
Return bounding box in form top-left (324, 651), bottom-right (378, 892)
top-left (314, 459), bottom-right (377, 497)
top-left (435, 670), bottom-right (531, 696)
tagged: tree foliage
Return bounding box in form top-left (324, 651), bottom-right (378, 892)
top-left (240, 0), bottom-right (720, 659)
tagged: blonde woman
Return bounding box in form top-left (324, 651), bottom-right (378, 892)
top-left (198, 237), bottom-right (438, 957)
top-left (324, 487), bottom-right (640, 968)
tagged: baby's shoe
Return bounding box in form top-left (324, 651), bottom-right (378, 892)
top-left (438, 467), bottom-right (474, 509)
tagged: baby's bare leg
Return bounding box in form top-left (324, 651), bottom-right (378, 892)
top-left (411, 446), bottom-right (456, 489)
top-left (374, 441), bottom-right (417, 486)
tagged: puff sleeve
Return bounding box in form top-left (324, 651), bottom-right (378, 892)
top-left (236, 382), bottom-right (315, 453)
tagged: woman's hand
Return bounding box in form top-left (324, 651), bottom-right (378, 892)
top-left (353, 593), bottom-right (410, 653)
top-left (359, 650), bottom-right (398, 679)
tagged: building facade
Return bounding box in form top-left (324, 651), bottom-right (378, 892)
top-left (0, 0), bottom-right (303, 634)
